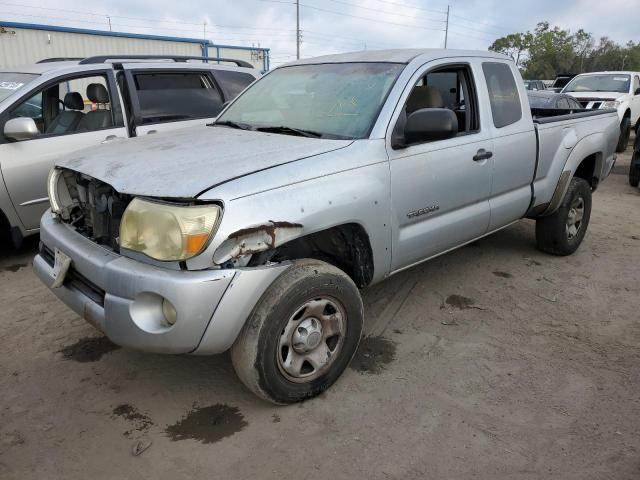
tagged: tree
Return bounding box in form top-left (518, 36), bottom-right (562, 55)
top-left (488, 22), bottom-right (639, 79)
top-left (489, 33), bottom-right (531, 67)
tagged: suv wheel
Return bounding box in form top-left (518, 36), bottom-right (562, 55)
top-left (231, 259), bottom-right (363, 404)
top-left (535, 177), bottom-right (592, 256)
top-left (616, 116), bottom-right (631, 153)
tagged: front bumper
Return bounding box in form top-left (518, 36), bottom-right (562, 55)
top-left (34, 213), bottom-right (289, 354)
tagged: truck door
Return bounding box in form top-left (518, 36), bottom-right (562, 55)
top-left (123, 67), bottom-right (225, 135)
top-left (387, 60), bottom-right (493, 272)
top-left (480, 62), bottom-right (537, 230)
top-left (0, 71), bottom-right (127, 230)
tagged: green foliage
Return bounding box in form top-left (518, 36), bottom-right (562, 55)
top-left (489, 22), bottom-right (640, 79)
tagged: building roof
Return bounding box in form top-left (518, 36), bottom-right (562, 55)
top-left (0, 21), bottom-right (270, 52)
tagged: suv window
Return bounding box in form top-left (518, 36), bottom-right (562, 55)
top-left (482, 62), bottom-right (522, 128)
top-left (6, 74), bottom-right (119, 138)
top-left (634, 76), bottom-right (640, 94)
top-left (133, 72), bottom-right (223, 124)
top-left (213, 70), bottom-right (255, 99)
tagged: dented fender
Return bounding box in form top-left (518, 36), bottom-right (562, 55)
top-left (213, 221), bottom-right (304, 264)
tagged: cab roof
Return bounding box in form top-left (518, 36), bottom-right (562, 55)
top-left (283, 49), bottom-right (510, 67)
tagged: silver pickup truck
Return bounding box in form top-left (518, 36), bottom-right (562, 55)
top-left (34, 49), bottom-right (619, 404)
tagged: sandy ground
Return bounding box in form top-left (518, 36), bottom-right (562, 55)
top-left (1, 136), bottom-right (639, 480)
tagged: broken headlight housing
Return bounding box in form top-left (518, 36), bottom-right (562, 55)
top-left (119, 198), bottom-right (221, 262)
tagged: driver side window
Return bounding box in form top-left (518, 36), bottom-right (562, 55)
top-left (7, 74), bottom-right (119, 140)
top-left (396, 64), bottom-right (480, 146)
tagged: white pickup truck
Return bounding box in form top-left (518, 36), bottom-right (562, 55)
top-left (562, 71), bottom-right (640, 152)
top-left (36, 49), bottom-right (619, 403)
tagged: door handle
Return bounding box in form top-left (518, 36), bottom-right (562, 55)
top-left (473, 149), bottom-right (493, 161)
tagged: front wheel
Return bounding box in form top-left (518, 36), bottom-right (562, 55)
top-left (535, 177), bottom-right (592, 256)
top-left (231, 259), bottom-right (363, 404)
top-left (616, 116), bottom-right (631, 153)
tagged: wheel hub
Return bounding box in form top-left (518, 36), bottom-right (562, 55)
top-left (276, 296), bottom-right (347, 383)
top-left (292, 318), bottom-right (323, 352)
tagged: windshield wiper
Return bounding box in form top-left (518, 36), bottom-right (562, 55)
top-left (212, 120), bottom-right (255, 130)
top-left (255, 125), bottom-right (323, 138)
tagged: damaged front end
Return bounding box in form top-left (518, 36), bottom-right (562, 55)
top-left (213, 221), bottom-right (303, 266)
top-left (48, 168), bottom-right (133, 251)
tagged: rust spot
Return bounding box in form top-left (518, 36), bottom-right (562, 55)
top-left (227, 221), bottom-right (303, 248)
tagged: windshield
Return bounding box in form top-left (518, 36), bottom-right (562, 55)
top-left (563, 74), bottom-right (630, 93)
top-left (0, 73), bottom-right (39, 103)
top-left (216, 62), bottom-right (404, 139)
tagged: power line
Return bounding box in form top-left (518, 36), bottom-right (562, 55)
top-left (299, 3), bottom-right (446, 32)
top-left (319, 0), bottom-right (447, 25)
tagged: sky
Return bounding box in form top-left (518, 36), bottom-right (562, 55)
top-left (1, 0), bottom-right (638, 67)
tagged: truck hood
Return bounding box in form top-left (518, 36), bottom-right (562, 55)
top-left (58, 126), bottom-right (353, 198)
top-left (565, 92), bottom-right (627, 101)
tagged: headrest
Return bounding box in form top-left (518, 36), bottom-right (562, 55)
top-left (406, 85), bottom-right (445, 113)
top-left (63, 92), bottom-right (84, 110)
top-left (86, 83), bottom-right (109, 104)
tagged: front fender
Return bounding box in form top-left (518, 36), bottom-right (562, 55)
top-left (189, 140), bottom-right (393, 284)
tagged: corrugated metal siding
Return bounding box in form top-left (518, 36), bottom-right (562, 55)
top-left (0, 27), bottom-right (202, 68)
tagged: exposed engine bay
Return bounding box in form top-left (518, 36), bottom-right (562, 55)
top-left (57, 169), bottom-right (132, 251)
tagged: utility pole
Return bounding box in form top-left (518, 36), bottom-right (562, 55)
top-left (444, 5), bottom-right (449, 48)
top-left (296, 0), bottom-right (301, 60)
top-left (203, 21), bottom-right (207, 40)
top-left (106, 15), bottom-right (112, 32)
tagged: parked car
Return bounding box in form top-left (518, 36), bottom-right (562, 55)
top-left (524, 79), bottom-right (546, 91)
top-left (549, 73), bottom-right (578, 93)
top-left (630, 130), bottom-right (640, 187)
top-left (0, 55), bottom-right (260, 247)
top-left (528, 91), bottom-right (583, 110)
top-left (562, 71), bottom-right (640, 153)
top-left (35, 49), bottom-right (619, 404)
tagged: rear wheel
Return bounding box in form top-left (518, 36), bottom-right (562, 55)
top-left (535, 177), bottom-right (592, 256)
top-left (616, 116), bottom-right (631, 153)
top-left (231, 259), bottom-right (363, 404)
top-left (631, 137), bottom-right (640, 187)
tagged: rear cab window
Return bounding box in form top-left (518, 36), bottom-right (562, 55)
top-left (132, 71), bottom-right (223, 125)
top-left (482, 62), bottom-right (522, 128)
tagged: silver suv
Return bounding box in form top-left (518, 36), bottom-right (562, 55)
top-left (0, 55), bottom-right (260, 246)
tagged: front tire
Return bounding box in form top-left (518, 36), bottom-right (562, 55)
top-left (616, 116), bottom-right (631, 153)
top-left (231, 259), bottom-right (363, 404)
top-left (535, 177), bottom-right (592, 256)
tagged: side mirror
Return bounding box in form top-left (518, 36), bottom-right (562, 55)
top-left (635, 87), bottom-right (640, 96)
top-left (397, 108), bottom-right (458, 148)
top-left (4, 117), bottom-right (40, 141)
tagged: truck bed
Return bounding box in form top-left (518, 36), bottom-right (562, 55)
top-left (529, 107), bottom-right (619, 215)
top-left (531, 107), bottom-right (617, 123)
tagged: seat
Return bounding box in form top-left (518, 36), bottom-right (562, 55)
top-left (76, 83), bottom-right (112, 132)
top-left (45, 92), bottom-right (84, 134)
top-left (406, 85), bottom-right (445, 114)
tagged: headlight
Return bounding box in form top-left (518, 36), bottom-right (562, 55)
top-left (47, 168), bottom-right (63, 214)
top-left (119, 198), bottom-right (221, 262)
top-left (600, 101), bottom-right (621, 109)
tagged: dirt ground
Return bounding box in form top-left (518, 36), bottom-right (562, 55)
top-left (1, 136), bottom-right (639, 480)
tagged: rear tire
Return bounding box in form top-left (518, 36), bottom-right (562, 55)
top-left (615, 116), bottom-right (631, 153)
top-left (535, 177), bottom-right (592, 256)
top-left (231, 259), bottom-right (363, 404)
top-left (631, 137), bottom-right (640, 187)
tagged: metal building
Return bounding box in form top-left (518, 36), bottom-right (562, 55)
top-left (0, 21), bottom-right (270, 71)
